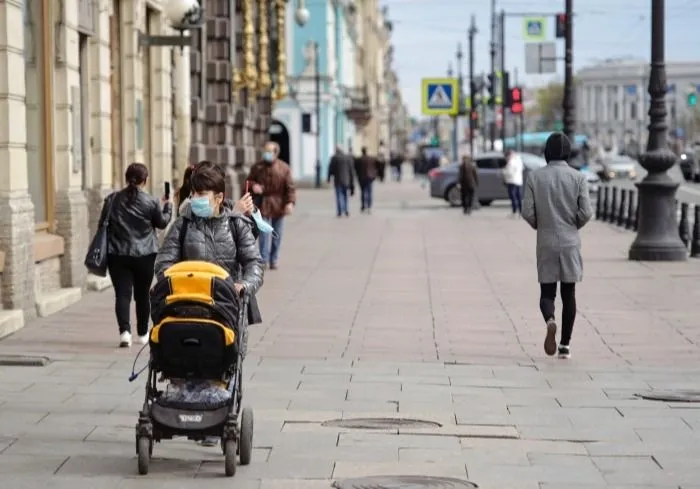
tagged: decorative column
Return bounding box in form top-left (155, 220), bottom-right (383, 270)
top-left (272, 0), bottom-right (288, 101)
top-left (628, 0), bottom-right (687, 261)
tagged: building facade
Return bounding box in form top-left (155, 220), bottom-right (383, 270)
top-left (0, 0), bottom-right (287, 334)
top-left (272, 0), bottom-right (366, 182)
top-left (576, 58), bottom-right (700, 148)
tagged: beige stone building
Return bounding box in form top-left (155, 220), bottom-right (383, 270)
top-left (352, 0), bottom-right (391, 154)
top-left (0, 0), bottom-right (177, 334)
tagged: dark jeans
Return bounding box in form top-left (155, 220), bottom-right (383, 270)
top-left (258, 216), bottom-right (285, 265)
top-left (360, 181), bottom-right (374, 210)
top-left (107, 254), bottom-right (157, 336)
top-left (461, 187), bottom-right (474, 213)
top-left (539, 282), bottom-right (577, 346)
top-left (334, 184), bottom-right (349, 216)
top-left (507, 184), bottom-right (522, 214)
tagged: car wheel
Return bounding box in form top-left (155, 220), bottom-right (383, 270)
top-left (478, 199), bottom-right (493, 206)
top-left (445, 185), bottom-right (462, 207)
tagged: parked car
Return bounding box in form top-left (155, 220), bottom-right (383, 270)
top-left (597, 155), bottom-right (638, 182)
top-left (579, 166), bottom-right (600, 194)
top-left (428, 152), bottom-right (546, 207)
top-left (679, 146), bottom-right (700, 182)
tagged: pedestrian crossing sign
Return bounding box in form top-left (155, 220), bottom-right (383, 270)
top-left (422, 78), bottom-right (459, 115)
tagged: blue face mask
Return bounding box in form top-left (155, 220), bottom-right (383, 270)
top-left (263, 152), bottom-right (274, 163)
top-left (190, 196), bottom-right (213, 218)
top-left (251, 208), bottom-right (274, 234)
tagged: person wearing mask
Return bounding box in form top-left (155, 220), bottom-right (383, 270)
top-left (522, 132), bottom-right (593, 359)
top-left (354, 147), bottom-right (378, 213)
top-left (246, 141), bottom-right (296, 269)
top-left (155, 161), bottom-right (264, 446)
top-left (327, 145), bottom-right (355, 217)
top-left (503, 150), bottom-right (524, 217)
top-left (458, 155), bottom-right (479, 215)
top-left (98, 163), bottom-right (172, 348)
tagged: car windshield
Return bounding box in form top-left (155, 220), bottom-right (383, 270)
top-left (605, 158), bottom-right (635, 167)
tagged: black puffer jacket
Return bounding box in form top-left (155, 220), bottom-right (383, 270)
top-left (154, 204), bottom-right (264, 295)
top-left (100, 188), bottom-right (172, 257)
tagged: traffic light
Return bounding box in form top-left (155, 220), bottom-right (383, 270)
top-left (555, 13), bottom-right (566, 39)
top-left (487, 74), bottom-right (496, 106)
top-left (688, 92), bottom-right (697, 107)
top-left (509, 86), bottom-right (523, 114)
top-left (502, 71), bottom-right (511, 107)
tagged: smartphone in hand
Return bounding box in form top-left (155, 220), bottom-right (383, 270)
top-left (164, 181), bottom-right (170, 199)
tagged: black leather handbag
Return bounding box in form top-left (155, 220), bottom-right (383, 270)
top-left (84, 194), bottom-right (115, 277)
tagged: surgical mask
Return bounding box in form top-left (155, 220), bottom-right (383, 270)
top-left (190, 196), bottom-right (213, 218)
top-left (251, 208), bottom-right (274, 234)
top-left (263, 152), bottom-right (274, 163)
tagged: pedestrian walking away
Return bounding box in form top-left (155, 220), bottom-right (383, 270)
top-left (522, 132), bottom-right (593, 359)
top-left (247, 141), bottom-right (296, 269)
top-left (327, 145), bottom-right (355, 217)
top-left (503, 149), bottom-right (524, 217)
top-left (354, 147), bottom-right (378, 213)
top-left (97, 162), bottom-right (172, 348)
top-left (458, 155), bottom-right (478, 214)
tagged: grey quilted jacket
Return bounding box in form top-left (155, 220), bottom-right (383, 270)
top-left (154, 203), bottom-right (264, 295)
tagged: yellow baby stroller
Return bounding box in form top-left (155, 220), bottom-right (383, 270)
top-left (135, 261), bottom-right (253, 476)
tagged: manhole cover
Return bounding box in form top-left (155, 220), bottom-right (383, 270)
top-left (333, 475), bottom-right (478, 489)
top-left (0, 355), bottom-right (51, 367)
top-left (635, 390), bottom-right (700, 402)
top-left (322, 418), bottom-right (442, 430)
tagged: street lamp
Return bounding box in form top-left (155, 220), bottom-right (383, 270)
top-left (294, 1), bottom-right (322, 188)
top-left (628, 0), bottom-right (687, 261)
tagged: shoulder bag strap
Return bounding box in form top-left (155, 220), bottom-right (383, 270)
top-left (179, 217), bottom-right (189, 261)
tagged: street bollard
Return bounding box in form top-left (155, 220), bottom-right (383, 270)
top-left (609, 187), bottom-right (618, 223)
top-left (679, 202), bottom-right (690, 249)
top-left (633, 196), bottom-right (640, 231)
top-left (602, 186), bottom-right (610, 221)
top-left (625, 190), bottom-right (636, 229)
top-left (691, 206), bottom-right (700, 258)
top-left (617, 189), bottom-right (627, 227)
top-left (595, 189), bottom-right (603, 220)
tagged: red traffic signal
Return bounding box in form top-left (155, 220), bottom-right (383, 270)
top-left (510, 86), bottom-right (523, 114)
top-left (555, 13), bottom-right (566, 38)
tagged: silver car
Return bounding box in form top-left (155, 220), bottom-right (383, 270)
top-left (428, 152), bottom-right (547, 206)
top-left (599, 155), bottom-right (638, 181)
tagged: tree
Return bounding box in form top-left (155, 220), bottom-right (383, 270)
top-left (534, 81), bottom-right (565, 129)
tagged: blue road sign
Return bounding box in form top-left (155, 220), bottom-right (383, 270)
top-left (625, 85), bottom-right (637, 96)
top-left (421, 78), bottom-right (458, 115)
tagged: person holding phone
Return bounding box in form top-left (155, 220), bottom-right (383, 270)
top-left (97, 163), bottom-right (172, 348)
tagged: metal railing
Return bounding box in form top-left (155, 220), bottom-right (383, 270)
top-left (595, 181), bottom-right (700, 257)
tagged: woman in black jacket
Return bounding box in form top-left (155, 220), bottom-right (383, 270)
top-left (98, 163), bottom-right (172, 348)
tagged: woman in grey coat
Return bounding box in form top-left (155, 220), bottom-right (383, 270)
top-left (522, 132), bottom-right (593, 359)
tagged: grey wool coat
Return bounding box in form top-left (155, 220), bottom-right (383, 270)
top-left (521, 160), bottom-right (593, 283)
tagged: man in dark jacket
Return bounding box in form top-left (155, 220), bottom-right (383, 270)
top-left (458, 155), bottom-right (479, 214)
top-left (354, 147), bottom-right (378, 213)
top-left (328, 145), bottom-right (355, 217)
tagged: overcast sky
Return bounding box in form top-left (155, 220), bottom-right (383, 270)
top-left (383, 0), bottom-right (700, 117)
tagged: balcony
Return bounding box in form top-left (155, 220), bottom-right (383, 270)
top-left (343, 86), bottom-right (372, 126)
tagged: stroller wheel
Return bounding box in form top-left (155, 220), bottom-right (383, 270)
top-left (137, 437), bottom-right (151, 475)
top-left (223, 439), bottom-right (237, 477)
top-left (239, 407), bottom-right (254, 465)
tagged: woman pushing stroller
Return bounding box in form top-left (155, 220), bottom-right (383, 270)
top-left (153, 160), bottom-right (264, 447)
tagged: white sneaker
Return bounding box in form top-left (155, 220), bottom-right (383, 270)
top-left (135, 334), bottom-right (149, 345)
top-left (119, 331), bottom-right (132, 348)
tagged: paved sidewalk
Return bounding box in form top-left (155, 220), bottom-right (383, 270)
top-left (1, 179), bottom-right (700, 488)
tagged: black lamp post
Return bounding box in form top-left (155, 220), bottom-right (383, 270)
top-left (314, 41), bottom-right (321, 188)
top-left (562, 0), bottom-right (575, 141)
top-left (628, 0), bottom-right (687, 261)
